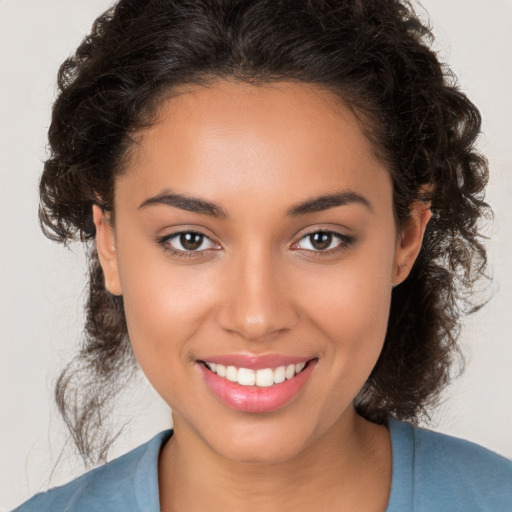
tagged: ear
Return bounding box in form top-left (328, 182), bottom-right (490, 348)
top-left (392, 200), bottom-right (432, 287)
top-left (92, 204), bottom-right (123, 296)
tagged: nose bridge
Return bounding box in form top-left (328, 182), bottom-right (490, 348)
top-left (217, 242), bottom-right (298, 341)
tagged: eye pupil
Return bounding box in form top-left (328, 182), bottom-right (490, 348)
top-left (180, 233), bottom-right (203, 250)
top-left (310, 232), bottom-right (332, 250)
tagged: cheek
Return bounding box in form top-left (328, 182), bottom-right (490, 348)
top-left (116, 243), bottom-right (220, 380)
top-left (307, 235), bottom-right (394, 318)
top-left (297, 237), bottom-right (395, 380)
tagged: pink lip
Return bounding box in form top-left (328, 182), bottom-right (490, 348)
top-left (198, 358), bottom-right (317, 413)
top-left (198, 353), bottom-right (311, 370)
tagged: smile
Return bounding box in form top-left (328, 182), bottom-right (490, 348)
top-left (203, 362), bottom-right (307, 387)
top-left (198, 356), bottom-right (317, 413)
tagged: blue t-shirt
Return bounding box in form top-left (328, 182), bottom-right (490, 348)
top-left (12, 418), bottom-right (512, 511)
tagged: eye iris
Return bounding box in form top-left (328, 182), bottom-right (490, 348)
top-left (180, 233), bottom-right (203, 250)
top-left (310, 232), bottom-right (332, 250)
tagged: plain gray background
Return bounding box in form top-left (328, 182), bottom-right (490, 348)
top-left (1, 0), bottom-right (511, 509)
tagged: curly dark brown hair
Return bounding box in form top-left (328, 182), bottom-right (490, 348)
top-left (40, 0), bottom-right (490, 463)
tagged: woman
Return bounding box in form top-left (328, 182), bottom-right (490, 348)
top-left (11, 0), bottom-right (512, 510)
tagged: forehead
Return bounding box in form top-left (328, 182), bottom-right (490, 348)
top-left (118, 80), bottom-right (392, 213)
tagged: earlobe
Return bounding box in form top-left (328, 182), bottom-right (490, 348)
top-left (92, 204), bottom-right (123, 296)
top-left (392, 201), bottom-right (432, 287)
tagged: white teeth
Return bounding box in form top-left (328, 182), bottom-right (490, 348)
top-left (274, 366), bottom-right (286, 384)
top-left (285, 364), bottom-right (295, 380)
top-left (205, 362), bottom-right (217, 372)
top-left (238, 368), bottom-right (256, 386)
top-left (204, 360), bottom-right (309, 387)
top-left (256, 368), bottom-right (274, 387)
top-left (226, 365), bottom-right (238, 382)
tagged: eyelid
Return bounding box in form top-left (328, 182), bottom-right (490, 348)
top-left (172, 232), bottom-right (217, 251)
top-left (155, 226), bottom-right (355, 259)
top-left (291, 228), bottom-right (355, 254)
top-left (156, 229), bottom-right (221, 257)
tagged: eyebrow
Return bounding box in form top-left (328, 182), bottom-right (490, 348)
top-left (138, 189), bottom-right (372, 218)
top-left (287, 191), bottom-right (373, 216)
top-left (138, 190), bottom-right (228, 218)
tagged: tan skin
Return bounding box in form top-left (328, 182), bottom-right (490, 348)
top-left (93, 80), bottom-right (431, 512)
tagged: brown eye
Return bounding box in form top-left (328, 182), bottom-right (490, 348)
top-left (179, 232), bottom-right (204, 251)
top-left (309, 232), bottom-right (332, 251)
top-left (161, 231), bottom-right (218, 253)
top-left (294, 230), bottom-right (354, 253)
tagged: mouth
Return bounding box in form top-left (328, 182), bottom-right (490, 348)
top-left (197, 356), bottom-right (317, 413)
top-left (201, 360), bottom-right (309, 387)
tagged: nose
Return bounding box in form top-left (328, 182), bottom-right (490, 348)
top-left (216, 247), bottom-right (299, 342)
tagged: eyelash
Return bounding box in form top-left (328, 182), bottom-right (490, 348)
top-left (156, 231), bottom-right (219, 259)
top-left (292, 230), bottom-right (355, 257)
top-left (156, 229), bottom-right (355, 260)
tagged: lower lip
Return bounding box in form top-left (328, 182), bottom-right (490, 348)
top-left (198, 360), bottom-right (316, 413)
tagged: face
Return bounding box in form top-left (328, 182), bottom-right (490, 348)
top-left (94, 80), bottom-right (429, 463)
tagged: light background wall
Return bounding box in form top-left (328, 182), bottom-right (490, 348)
top-left (1, 0), bottom-right (511, 509)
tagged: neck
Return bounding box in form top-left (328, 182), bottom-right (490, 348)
top-left (158, 408), bottom-right (391, 512)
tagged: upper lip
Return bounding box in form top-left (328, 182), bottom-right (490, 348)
top-left (197, 353), bottom-right (315, 370)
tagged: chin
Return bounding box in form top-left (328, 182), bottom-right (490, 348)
top-left (202, 415), bottom-right (321, 465)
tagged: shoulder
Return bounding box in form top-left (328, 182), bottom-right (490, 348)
top-left (11, 430), bottom-right (172, 512)
top-left (412, 422), bottom-right (512, 476)
top-left (388, 418), bottom-right (512, 511)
